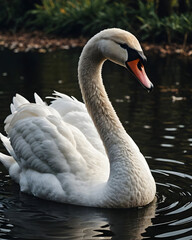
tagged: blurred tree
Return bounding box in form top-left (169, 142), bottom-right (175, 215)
top-left (178, 0), bottom-right (188, 13)
top-left (157, 0), bottom-right (173, 17)
top-left (0, 0), bottom-right (41, 30)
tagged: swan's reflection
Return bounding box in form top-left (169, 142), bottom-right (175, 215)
top-left (3, 189), bottom-right (156, 240)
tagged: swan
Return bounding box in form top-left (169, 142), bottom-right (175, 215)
top-left (0, 28), bottom-right (156, 208)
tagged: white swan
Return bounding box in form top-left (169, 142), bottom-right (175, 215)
top-left (0, 28), bottom-right (156, 208)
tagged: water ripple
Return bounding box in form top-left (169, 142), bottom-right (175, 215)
top-left (147, 166), bottom-right (192, 239)
top-left (155, 158), bottom-right (184, 165)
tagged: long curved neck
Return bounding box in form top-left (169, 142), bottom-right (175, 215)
top-left (78, 41), bottom-right (155, 207)
top-left (78, 44), bottom-right (131, 159)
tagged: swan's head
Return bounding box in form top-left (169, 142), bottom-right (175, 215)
top-left (95, 28), bottom-right (153, 92)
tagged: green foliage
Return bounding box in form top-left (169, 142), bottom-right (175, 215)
top-left (161, 13), bottom-right (192, 45)
top-left (0, 0), bottom-right (38, 32)
top-left (28, 0), bottom-right (131, 36)
top-left (136, 1), bottom-right (163, 41)
top-left (0, 0), bottom-right (24, 31)
top-left (162, 14), bottom-right (183, 43)
top-left (82, 2), bottom-right (131, 36)
top-left (135, 0), bottom-right (192, 45)
top-left (179, 13), bottom-right (192, 47)
top-left (0, 0), bottom-right (192, 45)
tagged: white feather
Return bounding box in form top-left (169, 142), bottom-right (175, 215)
top-left (34, 93), bottom-right (46, 106)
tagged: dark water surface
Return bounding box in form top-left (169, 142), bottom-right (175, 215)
top-left (0, 48), bottom-right (192, 239)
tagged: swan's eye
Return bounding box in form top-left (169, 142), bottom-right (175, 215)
top-left (119, 43), bottom-right (128, 49)
top-left (137, 60), bottom-right (143, 71)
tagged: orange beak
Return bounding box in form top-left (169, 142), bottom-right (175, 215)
top-left (126, 59), bottom-right (153, 92)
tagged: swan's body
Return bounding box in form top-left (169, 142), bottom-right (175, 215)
top-left (0, 28), bottom-right (156, 208)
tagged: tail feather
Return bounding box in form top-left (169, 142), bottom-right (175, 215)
top-left (10, 103), bottom-right (16, 114)
top-left (0, 152), bottom-right (15, 170)
top-left (0, 133), bottom-right (16, 171)
top-left (0, 133), bottom-right (17, 163)
top-left (13, 94), bottom-right (29, 110)
top-left (34, 93), bottom-right (47, 106)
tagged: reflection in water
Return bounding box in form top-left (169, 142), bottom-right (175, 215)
top-left (0, 180), bottom-right (156, 240)
top-left (0, 49), bottom-right (192, 239)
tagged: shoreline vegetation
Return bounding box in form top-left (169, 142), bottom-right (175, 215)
top-left (0, 0), bottom-right (192, 56)
top-left (0, 31), bottom-right (192, 57)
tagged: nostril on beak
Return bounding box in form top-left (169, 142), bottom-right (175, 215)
top-left (137, 60), bottom-right (142, 71)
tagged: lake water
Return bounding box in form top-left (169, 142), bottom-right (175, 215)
top-left (0, 48), bottom-right (192, 239)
